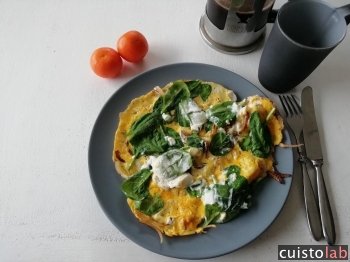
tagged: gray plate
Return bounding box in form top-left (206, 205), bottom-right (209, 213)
top-left (88, 63), bottom-right (293, 260)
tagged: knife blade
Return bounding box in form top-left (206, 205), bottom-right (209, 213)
top-left (301, 86), bottom-right (336, 245)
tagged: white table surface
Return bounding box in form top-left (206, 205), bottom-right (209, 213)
top-left (1, 0), bottom-right (349, 261)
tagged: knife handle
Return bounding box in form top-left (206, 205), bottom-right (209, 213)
top-left (313, 161), bottom-right (336, 245)
top-left (299, 157), bottom-right (322, 241)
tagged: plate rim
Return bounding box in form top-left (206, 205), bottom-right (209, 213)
top-left (88, 62), bottom-right (294, 259)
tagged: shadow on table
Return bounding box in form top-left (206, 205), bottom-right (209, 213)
top-left (113, 43), bottom-right (181, 81)
top-left (117, 61), bottom-right (148, 80)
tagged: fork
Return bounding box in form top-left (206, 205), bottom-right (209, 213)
top-left (279, 95), bottom-right (322, 241)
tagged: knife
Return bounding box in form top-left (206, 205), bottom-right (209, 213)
top-left (298, 131), bottom-right (322, 241)
top-left (301, 86), bottom-right (336, 245)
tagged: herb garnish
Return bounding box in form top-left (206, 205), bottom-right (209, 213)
top-left (185, 80), bottom-right (212, 102)
top-left (239, 111), bottom-right (273, 158)
top-left (209, 129), bottom-right (233, 156)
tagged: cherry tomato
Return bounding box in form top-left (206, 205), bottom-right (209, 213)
top-left (90, 47), bottom-right (123, 78)
top-left (117, 31), bottom-right (148, 63)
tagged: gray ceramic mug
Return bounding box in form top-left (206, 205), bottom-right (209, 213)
top-left (258, 0), bottom-right (350, 93)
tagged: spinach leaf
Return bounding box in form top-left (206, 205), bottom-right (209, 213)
top-left (215, 184), bottom-right (231, 199)
top-left (185, 80), bottom-right (201, 95)
top-left (160, 126), bottom-right (183, 149)
top-left (185, 81), bottom-right (212, 102)
top-left (121, 169), bottom-right (152, 201)
top-left (223, 209), bottom-right (240, 223)
top-left (198, 164), bottom-right (254, 225)
top-left (176, 102), bottom-right (190, 127)
top-left (130, 129), bottom-right (168, 157)
top-left (186, 180), bottom-right (204, 198)
top-left (127, 112), bottom-right (160, 138)
top-left (239, 136), bottom-right (251, 151)
top-left (152, 96), bottom-right (163, 112)
top-left (223, 165), bottom-right (241, 176)
top-left (200, 84), bottom-right (212, 102)
top-left (217, 187), bottom-right (249, 222)
top-left (156, 149), bottom-right (192, 179)
top-left (186, 132), bottom-right (204, 150)
top-left (134, 193), bottom-right (164, 216)
top-left (209, 130), bottom-right (232, 156)
top-left (223, 187), bottom-right (252, 223)
top-left (205, 101), bottom-right (236, 127)
top-left (224, 165), bottom-right (248, 190)
top-left (204, 122), bottom-right (213, 132)
top-left (214, 195), bottom-right (248, 224)
top-left (231, 175), bottom-right (248, 190)
top-left (153, 98), bottom-right (175, 124)
top-left (212, 184), bottom-right (238, 211)
top-left (186, 187), bottom-right (202, 198)
top-left (239, 111), bottom-right (272, 158)
top-left (162, 81), bottom-right (190, 113)
top-left (202, 204), bottom-right (222, 227)
top-left (130, 126), bottom-right (182, 159)
top-left (199, 180), bottom-right (254, 225)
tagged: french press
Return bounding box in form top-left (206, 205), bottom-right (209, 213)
top-left (199, 0), bottom-right (277, 54)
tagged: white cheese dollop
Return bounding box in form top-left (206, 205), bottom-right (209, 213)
top-left (227, 173), bottom-right (237, 184)
top-left (162, 113), bottom-right (173, 122)
top-left (229, 102), bottom-right (241, 114)
top-left (201, 185), bottom-right (217, 205)
top-left (201, 184), bottom-right (225, 208)
top-left (140, 156), bottom-right (157, 170)
top-left (228, 106), bottom-right (247, 134)
top-left (164, 136), bottom-right (176, 146)
top-left (149, 149), bottom-right (193, 190)
top-left (179, 99), bottom-right (207, 131)
top-left (152, 172), bottom-right (192, 190)
top-left (167, 173), bottom-right (193, 189)
top-left (215, 212), bottom-right (227, 223)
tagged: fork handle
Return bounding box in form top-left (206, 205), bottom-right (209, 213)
top-left (300, 157), bottom-right (322, 241)
top-left (313, 161), bottom-right (336, 245)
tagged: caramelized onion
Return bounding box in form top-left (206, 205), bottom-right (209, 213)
top-left (267, 170), bottom-right (292, 184)
top-left (237, 113), bottom-right (250, 135)
top-left (180, 130), bottom-right (191, 143)
top-left (114, 150), bottom-right (125, 163)
top-left (279, 143), bottom-right (304, 148)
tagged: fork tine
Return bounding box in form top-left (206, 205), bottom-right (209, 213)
top-left (286, 95), bottom-right (301, 116)
top-left (278, 95), bottom-right (290, 117)
top-left (291, 95), bottom-right (303, 115)
top-left (283, 95), bottom-right (295, 117)
top-left (284, 96), bottom-right (295, 116)
top-left (286, 96), bottom-right (297, 116)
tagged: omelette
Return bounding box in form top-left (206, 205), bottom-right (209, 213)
top-left (112, 80), bottom-right (288, 238)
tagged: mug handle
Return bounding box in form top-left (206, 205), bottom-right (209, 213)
top-left (267, 0), bottom-right (294, 24)
top-left (337, 4), bottom-right (350, 25)
top-left (266, 9), bottom-right (278, 23)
